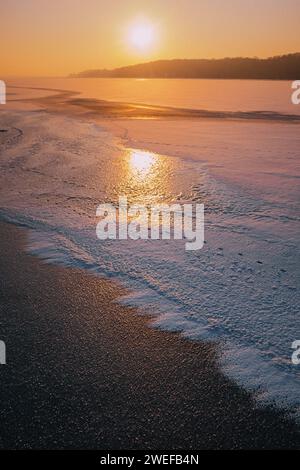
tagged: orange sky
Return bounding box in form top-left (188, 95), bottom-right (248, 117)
top-left (1, 0), bottom-right (300, 76)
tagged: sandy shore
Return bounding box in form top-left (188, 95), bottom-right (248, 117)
top-left (0, 221), bottom-right (299, 449)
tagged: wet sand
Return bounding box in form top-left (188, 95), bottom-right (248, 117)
top-left (0, 221), bottom-right (299, 449)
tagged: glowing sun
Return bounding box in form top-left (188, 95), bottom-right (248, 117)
top-left (128, 21), bottom-right (156, 52)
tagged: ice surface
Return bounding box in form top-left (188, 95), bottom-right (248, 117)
top-left (0, 109), bottom-right (299, 415)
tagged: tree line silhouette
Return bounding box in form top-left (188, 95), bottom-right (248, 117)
top-left (71, 53), bottom-right (300, 80)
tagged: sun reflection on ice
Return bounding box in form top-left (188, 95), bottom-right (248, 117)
top-left (129, 149), bottom-right (157, 178)
top-left (115, 148), bottom-right (177, 205)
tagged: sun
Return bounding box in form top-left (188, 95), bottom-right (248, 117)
top-left (128, 21), bottom-right (156, 52)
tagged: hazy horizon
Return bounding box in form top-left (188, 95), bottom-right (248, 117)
top-left (3, 53), bottom-right (300, 79)
top-left (1, 0), bottom-right (300, 76)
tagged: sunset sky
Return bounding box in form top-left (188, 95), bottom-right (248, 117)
top-left (1, 0), bottom-right (300, 76)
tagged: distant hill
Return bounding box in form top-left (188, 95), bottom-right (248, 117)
top-left (70, 53), bottom-right (300, 80)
